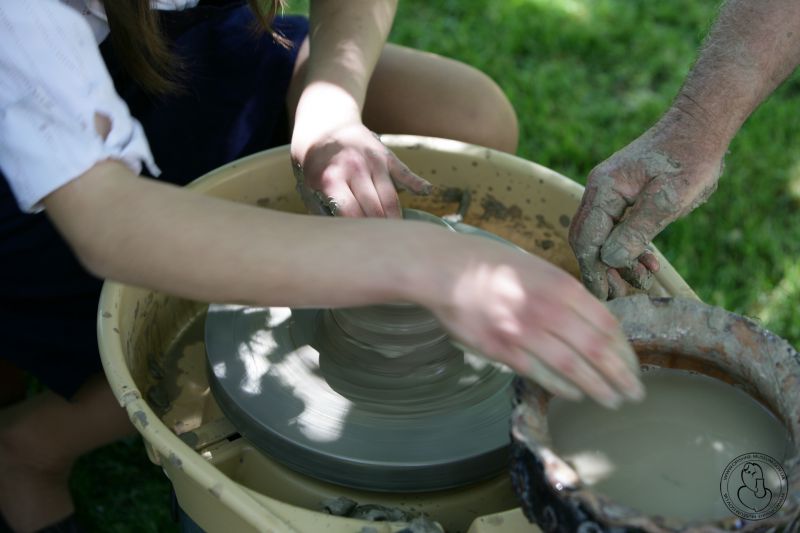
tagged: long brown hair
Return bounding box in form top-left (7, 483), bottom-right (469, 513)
top-left (104, 1), bottom-right (287, 95)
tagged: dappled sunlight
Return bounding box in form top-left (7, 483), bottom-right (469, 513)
top-left (232, 308), bottom-right (302, 394)
top-left (268, 343), bottom-right (353, 443)
top-left (237, 330), bottom-right (280, 395)
top-left (212, 361), bottom-right (227, 379)
top-left (264, 306), bottom-right (292, 327)
top-left (222, 307), bottom-right (354, 443)
top-left (564, 450), bottom-right (616, 485)
top-left (507, 0), bottom-right (590, 23)
top-left (692, 435), bottom-right (735, 455)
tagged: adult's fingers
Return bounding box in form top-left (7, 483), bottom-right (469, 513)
top-left (607, 249), bottom-right (659, 298)
top-left (387, 154), bottom-right (433, 195)
top-left (618, 258), bottom-right (654, 291)
top-left (607, 269), bottom-right (630, 300)
top-left (600, 175), bottom-right (683, 269)
top-left (639, 250), bottom-right (661, 273)
top-left (569, 173), bottom-right (630, 299)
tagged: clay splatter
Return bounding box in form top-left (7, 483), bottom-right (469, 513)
top-left (480, 194), bottom-right (522, 221)
top-left (132, 410), bottom-right (149, 428)
top-left (168, 452), bottom-right (182, 468)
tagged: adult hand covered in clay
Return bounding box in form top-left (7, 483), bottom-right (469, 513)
top-left (569, 0), bottom-right (800, 300)
top-left (291, 120), bottom-right (432, 217)
top-left (568, 110), bottom-right (724, 299)
top-left (426, 234), bottom-right (645, 409)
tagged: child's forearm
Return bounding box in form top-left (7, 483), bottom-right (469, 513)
top-left (43, 160), bottom-right (443, 308)
top-left (304, 0), bottom-right (397, 110)
top-left (292, 0), bottom-right (398, 157)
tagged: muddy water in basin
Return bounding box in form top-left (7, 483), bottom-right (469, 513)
top-left (547, 367), bottom-right (792, 521)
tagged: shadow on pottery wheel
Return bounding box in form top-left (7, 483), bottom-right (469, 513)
top-left (510, 295), bottom-right (800, 532)
top-left (205, 207), bottom-right (527, 493)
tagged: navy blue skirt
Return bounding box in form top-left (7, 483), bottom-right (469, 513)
top-left (0, 4), bottom-right (308, 398)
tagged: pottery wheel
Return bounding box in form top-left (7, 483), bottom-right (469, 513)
top-left (205, 220), bottom-right (516, 492)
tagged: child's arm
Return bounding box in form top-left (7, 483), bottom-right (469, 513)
top-left (43, 158), bottom-right (643, 409)
top-left (290, 0), bottom-right (429, 218)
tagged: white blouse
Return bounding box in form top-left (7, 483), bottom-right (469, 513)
top-left (0, 0), bottom-right (199, 213)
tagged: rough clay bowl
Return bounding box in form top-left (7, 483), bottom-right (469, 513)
top-left (98, 135), bottom-right (697, 533)
top-left (510, 295), bottom-right (800, 532)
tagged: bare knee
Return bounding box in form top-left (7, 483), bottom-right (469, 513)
top-left (364, 45), bottom-right (519, 154)
top-left (464, 70), bottom-right (519, 153)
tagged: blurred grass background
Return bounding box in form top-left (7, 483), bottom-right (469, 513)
top-left (72, 0), bottom-right (800, 529)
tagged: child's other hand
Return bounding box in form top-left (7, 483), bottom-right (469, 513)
top-left (291, 121), bottom-right (431, 218)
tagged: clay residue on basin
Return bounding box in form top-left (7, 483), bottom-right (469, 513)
top-left (404, 187), bottom-right (580, 278)
top-left (145, 310), bottom-right (225, 437)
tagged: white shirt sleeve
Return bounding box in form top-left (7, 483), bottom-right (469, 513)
top-left (0, 0), bottom-right (160, 213)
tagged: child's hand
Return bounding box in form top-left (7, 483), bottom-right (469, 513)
top-left (291, 121), bottom-right (431, 218)
top-left (423, 234), bottom-right (645, 409)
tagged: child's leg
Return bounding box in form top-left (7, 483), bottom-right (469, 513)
top-left (0, 374), bottom-right (133, 532)
top-left (364, 44), bottom-right (519, 153)
top-left (288, 41), bottom-right (519, 154)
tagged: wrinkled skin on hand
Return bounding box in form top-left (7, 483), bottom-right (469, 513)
top-left (292, 122), bottom-right (432, 218)
top-left (569, 120), bottom-right (725, 300)
top-left (429, 235), bottom-right (645, 409)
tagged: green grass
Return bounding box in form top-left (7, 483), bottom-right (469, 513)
top-left (391, 0), bottom-right (800, 333)
top-left (71, 0), bottom-right (800, 529)
top-left (71, 437), bottom-right (174, 531)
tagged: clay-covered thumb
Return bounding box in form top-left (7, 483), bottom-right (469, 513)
top-left (600, 210), bottom-right (673, 270)
top-left (600, 177), bottom-right (684, 269)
